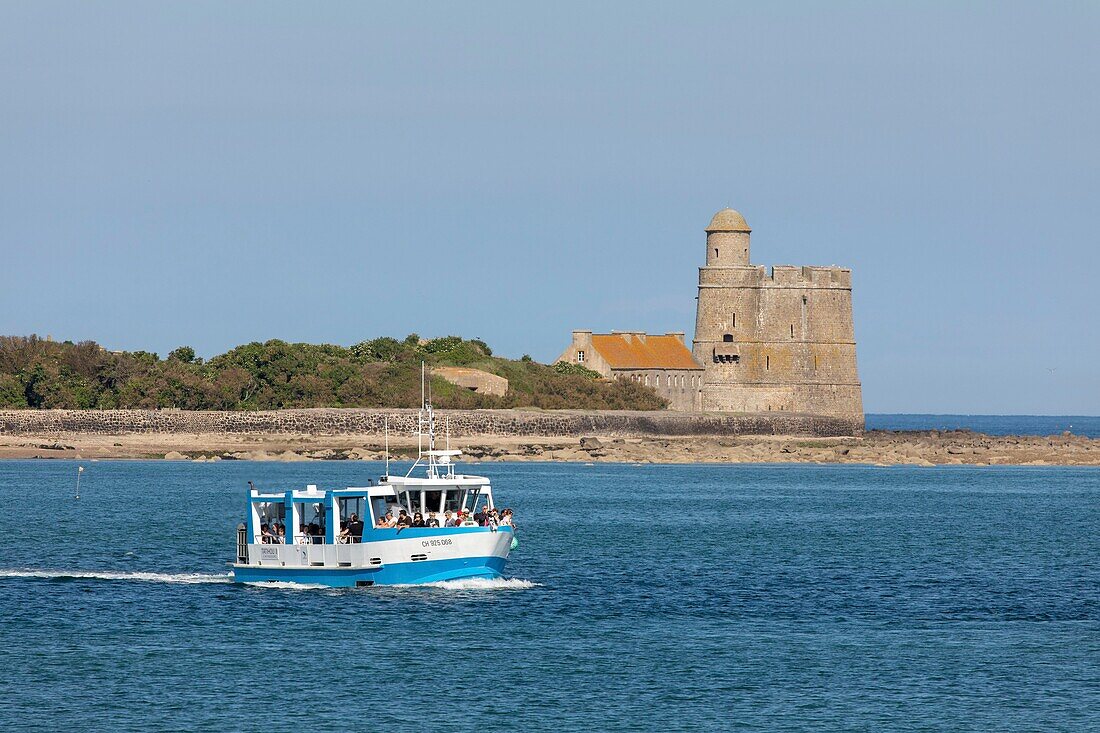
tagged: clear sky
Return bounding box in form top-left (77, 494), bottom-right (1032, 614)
top-left (1, 2), bottom-right (1097, 414)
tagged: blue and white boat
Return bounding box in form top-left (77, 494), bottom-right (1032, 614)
top-left (231, 397), bottom-right (514, 588)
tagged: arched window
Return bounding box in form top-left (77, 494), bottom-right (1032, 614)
top-left (723, 334), bottom-right (734, 343)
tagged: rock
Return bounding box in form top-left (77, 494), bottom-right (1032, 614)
top-left (579, 436), bottom-right (604, 450)
top-left (164, 451), bottom-right (189, 460)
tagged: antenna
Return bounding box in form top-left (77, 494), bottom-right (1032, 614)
top-left (74, 465), bottom-right (84, 499)
top-left (384, 415), bottom-right (390, 478)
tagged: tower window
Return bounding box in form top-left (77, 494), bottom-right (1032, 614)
top-left (577, 350), bottom-right (585, 363)
top-left (714, 248), bottom-right (719, 260)
top-left (722, 334), bottom-right (733, 343)
top-left (732, 313), bottom-right (736, 328)
top-left (790, 324), bottom-right (794, 338)
top-left (766, 355), bottom-right (770, 370)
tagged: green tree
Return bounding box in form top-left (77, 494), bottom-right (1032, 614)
top-left (168, 346), bottom-right (197, 363)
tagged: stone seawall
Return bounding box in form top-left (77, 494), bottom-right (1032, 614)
top-left (0, 408), bottom-right (862, 438)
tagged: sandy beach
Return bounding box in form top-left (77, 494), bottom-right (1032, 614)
top-left (1, 428), bottom-right (1097, 466)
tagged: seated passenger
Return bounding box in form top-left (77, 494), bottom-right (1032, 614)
top-left (426, 511), bottom-right (440, 528)
top-left (411, 512), bottom-right (426, 528)
top-left (297, 524), bottom-right (310, 544)
top-left (275, 525), bottom-right (286, 543)
top-left (337, 523), bottom-right (351, 544)
top-left (443, 510), bottom-right (457, 527)
top-left (260, 523), bottom-right (272, 543)
top-left (500, 508), bottom-right (514, 526)
top-left (396, 510), bottom-right (411, 528)
top-left (473, 508), bottom-right (487, 526)
top-left (383, 510), bottom-right (397, 528)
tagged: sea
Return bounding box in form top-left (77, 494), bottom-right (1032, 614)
top-left (867, 413), bottom-right (1100, 438)
top-left (1, 452), bottom-right (1097, 731)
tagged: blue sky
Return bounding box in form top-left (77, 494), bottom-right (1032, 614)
top-left (1, 2), bottom-right (1097, 414)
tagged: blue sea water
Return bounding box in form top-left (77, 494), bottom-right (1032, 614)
top-left (1, 459), bottom-right (1098, 732)
top-left (867, 413), bottom-right (1100, 438)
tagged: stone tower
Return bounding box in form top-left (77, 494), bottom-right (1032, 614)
top-left (692, 208), bottom-right (863, 423)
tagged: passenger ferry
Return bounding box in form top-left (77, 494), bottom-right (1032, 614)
top-left (231, 394), bottom-right (514, 588)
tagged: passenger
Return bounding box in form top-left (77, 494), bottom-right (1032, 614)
top-left (347, 513), bottom-right (364, 543)
top-left (384, 510), bottom-right (397, 528)
top-left (411, 512), bottom-right (426, 528)
top-left (297, 524), bottom-right (310, 544)
top-left (276, 525), bottom-right (286, 543)
top-left (260, 523), bottom-right (273, 543)
top-left (473, 507), bottom-right (487, 526)
top-left (396, 510), bottom-right (412, 528)
top-left (337, 523), bottom-right (351, 544)
top-left (426, 511), bottom-right (440, 528)
top-left (443, 510), bottom-right (457, 528)
top-left (308, 522), bottom-right (322, 543)
top-left (500, 509), bottom-right (514, 526)
top-left (487, 511), bottom-right (499, 532)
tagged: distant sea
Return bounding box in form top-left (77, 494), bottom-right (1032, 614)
top-left (867, 413), bottom-right (1100, 438)
top-left (1, 460), bottom-right (1097, 731)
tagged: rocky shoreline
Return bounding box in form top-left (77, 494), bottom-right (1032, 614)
top-left (1, 428), bottom-right (1097, 466)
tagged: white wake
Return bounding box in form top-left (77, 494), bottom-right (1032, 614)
top-left (418, 577), bottom-right (540, 591)
top-left (0, 568), bottom-right (232, 584)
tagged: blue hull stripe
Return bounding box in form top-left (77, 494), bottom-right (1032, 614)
top-left (233, 555), bottom-right (507, 587)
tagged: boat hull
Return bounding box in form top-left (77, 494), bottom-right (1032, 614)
top-left (232, 526), bottom-right (512, 587)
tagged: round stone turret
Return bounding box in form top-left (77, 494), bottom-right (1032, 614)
top-left (705, 208), bottom-right (751, 266)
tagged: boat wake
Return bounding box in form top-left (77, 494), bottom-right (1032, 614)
top-left (418, 577), bottom-right (540, 591)
top-left (0, 568), bottom-right (232, 584)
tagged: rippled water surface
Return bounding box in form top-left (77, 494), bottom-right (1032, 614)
top-left (2, 460), bottom-right (1098, 731)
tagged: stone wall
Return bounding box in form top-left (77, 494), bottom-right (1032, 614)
top-left (0, 408), bottom-right (863, 438)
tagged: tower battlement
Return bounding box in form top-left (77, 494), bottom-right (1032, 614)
top-left (692, 209), bottom-right (863, 422)
top-left (698, 265), bottom-right (852, 289)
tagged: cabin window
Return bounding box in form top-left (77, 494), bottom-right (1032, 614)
top-left (400, 490), bottom-right (421, 514)
top-left (370, 496), bottom-right (392, 524)
top-left (577, 350), bottom-right (585, 363)
top-left (444, 489), bottom-right (465, 513)
top-left (424, 490), bottom-right (443, 515)
top-left (464, 487), bottom-right (482, 513)
top-left (723, 334), bottom-right (733, 343)
top-left (338, 496), bottom-right (364, 523)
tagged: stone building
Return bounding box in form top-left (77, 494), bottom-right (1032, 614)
top-left (433, 366), bottom-right (509, 397)
top-left (693, 208), bottom-right (863, 421)
top-left (555, 331), bottom-right (704, 411)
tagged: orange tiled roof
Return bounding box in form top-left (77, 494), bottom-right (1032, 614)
top-left (590, 334), bottom-right (702, 370)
